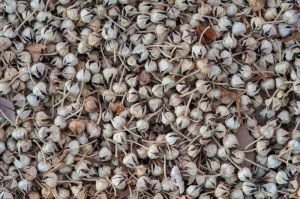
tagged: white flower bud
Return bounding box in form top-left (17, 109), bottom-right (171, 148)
top-left (275, 171), bottom-right (288, 184)
top-left (151, 162), bottom-right (163, 176)
top-left (111, 174), bottom-right (127, 189)
top-left (232, 22), bottom-right (246, 36)
top-left (223, 33), bottom-right (237, 49)
top-left (238, 167), bottom-right (252, 181)
top-left (14, 155), bottom-right (30, 169)
top-left (225, 115), bottom-right (240, 130)
top-left (278, 23), bottom-right (293, 37)
top-left (203, 143), bottom-right (217, 157)
top-left (123, 153), bottom-right (138, 168)
top-left (43, 172), bottom-right (58, 188)
top-left (159, 59), bottom-right (173, 73)
top-left (231, 189), bottom-right (244, 199)
top-left (161, 179), bottom-right (177, 191)
top-left (63, 53), bottom-right (78, 67)
top-left (204, 177), bottom-right (216, 189)
top-left (231, 74), bottom-right (245, 88)
top-left (76, 69), bottom-right (91, 82)
top-left (18, 179), bottom-right (32, 193)
top-left (148, 98), bottom-right (162, 112)
top-left (136, 176), bottom-right (150, 191)
top-left (150, 9), bottom-right (167, 23)
top-left (218, 16), bottom-right (232, 31)
top-left (102, 21), bottom-right (118, 41)
top-left (262, 183), bottom-right (277, 197)
top-left (186, 185), bottom-right (201, 198)
top-left (242, 181), bottom-right (257, 196)
top-left (262, 24), bottom-right (277, 37)
top-left (111, 116), bottom-right (126, 129)
top-left (251, 17), bottom-right (265, 30)
top-left (165, 132), bottom-right (180, 146)
top-left (57, 188), bottom-right (70, 199)
top-left (137, 15), bottom-right (151, 29)
top-left (283, 10), bottom-right (299, 24)
top-left (148, 144), bottom-right (160, 159)
top-left (136, 119), bottom-right (149, 133)
top-left (215, 183), bottom-right (230, 198)
top-left (267, 155), bottom-right (282, 169)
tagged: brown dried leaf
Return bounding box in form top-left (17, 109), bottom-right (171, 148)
top-left (138, 70), bottom-right (151, 85)
top-left (283, 32), bottom-right (300, 42)
top-left (109, 102), bottom-right (125, 115)
top-left (248, 0), bottom-right (265, 11)
top-left (0, 97), bottom-right (16, 124)
top-left (196, 25), bottom-right (217, 44)
top-left (26, 43), bottom-right (47, 62)
top-left (236, 125), bottom-right (255, 168)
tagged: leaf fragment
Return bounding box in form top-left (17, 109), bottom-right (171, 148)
top-left (171, 165), bottom-right (185, 194)
top-left (0, 97), bottom-right (16, 124)
top-left (283, 32), bottom-right (300, 42)
top-left (26, 43), bottom-right (47, 62)
top-left (196, 25), bottom-right (217, 44)
top-left (236, 125), bottom-right (255, 168)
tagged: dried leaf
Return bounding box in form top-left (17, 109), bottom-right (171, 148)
top-left (138, 71), bottom-right (151, 85)
top-left (236, 125), bottom-right (255, 168)
top-left (0, 97), bottom-right (16, 124)
top-left (26, 43), bottom-right (47, 62)
top-left (196, 25), bottom-right (217, 44)
top-left (171, 166), bottom-right (185, 194)
top-left (283, 32), bottom-right (300, 42)
top-left (248, 0), bottom-right (265, 11)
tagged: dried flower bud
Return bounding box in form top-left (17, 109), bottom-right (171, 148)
top-left (69, 119), bottom-right (86, 134)
top-left (111, 174), bottom-right (127, 189)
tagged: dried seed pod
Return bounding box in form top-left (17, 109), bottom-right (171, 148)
top-left (69, 119), bottom-right (86, 134)
top-left (238, 167), bottom-right (253, 181)
top-left (18, 179), bottom-right (32, 193)
top-left (111, 174), bottom-right (127, 189)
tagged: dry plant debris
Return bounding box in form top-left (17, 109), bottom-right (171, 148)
top-left (0, 0), bottom-right (299, 198)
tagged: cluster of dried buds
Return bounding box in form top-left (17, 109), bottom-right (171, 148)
top-left (0, 0), bottom-right (300, 198)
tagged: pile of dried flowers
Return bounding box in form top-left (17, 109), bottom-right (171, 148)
top-left (0, 0), bottom-right (300, 198)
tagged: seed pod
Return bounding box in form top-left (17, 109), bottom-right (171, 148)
top-left (204, 177), bottom-right (216, 189)
top-left (275, 171), bottom-right (288, 184)
top-left (111, 174), bottom-right (127, 189)
top-left (186, 185), bottom-right (201, 198)
top-left (136, 176), bottom-right (151, 191)
top-left (31, 62), bottom-right (46, 79)
top-left (84, 96), bottom-right (98, 113)
top-left (161, 178), bottom-right (177, 192)
top-left (223, 134), bottom-right (238, 148)
top-left (232, 22), bottom-right (246, 36)
top-left (238, 167), bottom-right (253, 181)
top-left (113, 131), bottom-right (127, 147)
top-left (148, 144), bottom-right (160, 159)
top-left (203, 143), bottom-right (217, 157)
top-left (283, 10), bottom-right (299, 25)
top-left (96, 178), bottom-right (109, 192)
top-left (215, 183), bottom-right (230, 198)
top-left (99, 146), bottom-right (112, 162)
top-left (267, 155), bottom-right (282, 169)
top-left (0, 37), bottom-right (12, 51)
top-left (262, 183), bottom-right (277, 197)
top-left (225, 115), bottom-right (240, 130)
top-left (42, 172), bottom-right (58, 188)
top-left (18, 179), bottom-right (32, 193)
top-left (69, 119), bottom-right (86, 134)
top-left (223, 33), bottom-right (237, 49)
top-left (136, 119), bottom-right (149, 133)
top-left (14, 155), bottom-right (31, 169)
top-left (220, 163), bottom-right (235, 177)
